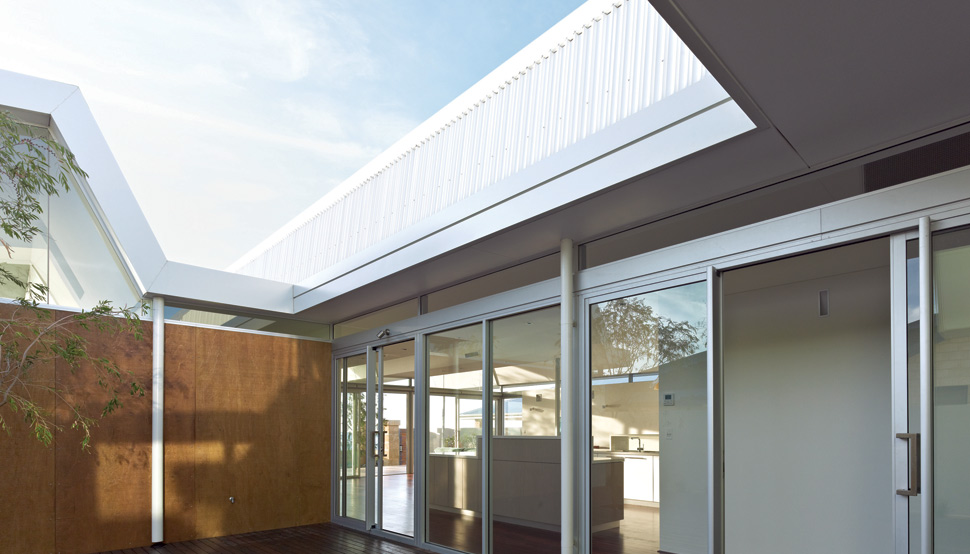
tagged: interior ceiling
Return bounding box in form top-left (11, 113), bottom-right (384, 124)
top-left (300, 0), bottom-right (970, 325)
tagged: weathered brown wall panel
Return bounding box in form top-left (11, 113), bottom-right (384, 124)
top-left (1, 309), bottom-right (331, 553)
top-left (163, 323), bottom-right (197, 543)
top-left (0, 304), bottom-right (56, 554)
top-left (193, 329), bottom-right (330, 539)
top-left (54, 313), bottom-right (153, 554)
top-left (0, 360), bottom-right (55, 554)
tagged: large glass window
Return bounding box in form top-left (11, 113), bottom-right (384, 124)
top-left (489, 306), bottom-right (561, 553)
top-left (589, 282), bottom-right (707, 554)
top-left (0, 125), bottom-right (139, 309)
top-left (426, 324), bottom-right (483, 554)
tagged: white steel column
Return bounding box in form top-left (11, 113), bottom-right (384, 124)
top-left (918, 217), bottom-right (933, 554)
top-left (151, 296), bottom-right (165, 543)
top-left (482, 321), bottom-right (493, 554)
top-left (560, 239), bottom-right (575, 554)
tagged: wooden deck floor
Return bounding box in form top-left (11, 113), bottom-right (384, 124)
top-left (98, 523), bottom-right (434, 554)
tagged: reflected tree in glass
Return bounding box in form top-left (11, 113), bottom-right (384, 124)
top-left (591, 296), bottom-right (704, 377)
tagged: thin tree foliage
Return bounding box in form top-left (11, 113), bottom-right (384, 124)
top-left (591, 296), bottom-right (704, 376)
top-left (0, 110), bottom-right (145, 450)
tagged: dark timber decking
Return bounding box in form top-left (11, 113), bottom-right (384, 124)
top-left (97, 523), bottom-right (434, 554)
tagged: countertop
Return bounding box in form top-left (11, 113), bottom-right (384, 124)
top-left (593, 450), bottom-right (660, 460)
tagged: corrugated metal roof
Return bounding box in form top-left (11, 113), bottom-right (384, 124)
top-left (233, 0), bottom-right (710, 283)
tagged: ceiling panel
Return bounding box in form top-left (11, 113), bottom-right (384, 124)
top-left (661, 0), bottom-right (970, 166)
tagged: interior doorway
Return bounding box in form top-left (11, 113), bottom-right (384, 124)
top-left (721, 239), bottom-right (894, 554)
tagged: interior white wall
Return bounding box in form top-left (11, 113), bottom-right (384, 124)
top-left (591, 381), bottom-right (660, 449)
top-left (722, 241), bottom-right (893, 554)
top-left (521, 389), bottom-right (558, 436)
top-left (659, 352), bottom-right (707, 554)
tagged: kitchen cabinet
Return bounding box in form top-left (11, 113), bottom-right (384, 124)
top-left (621, 453), bottom-right (659, 504)
top-left (430, 438), bottom-right (624, 531)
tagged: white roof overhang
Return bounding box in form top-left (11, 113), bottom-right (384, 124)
top-left (8, 0), bottom-right (970, 324)
top-left (297, 0), bottom-right (970, 323)
top-left (292, 75), bottom-right (754, 313)
top-left (0, 70), bottom-right (294, 315)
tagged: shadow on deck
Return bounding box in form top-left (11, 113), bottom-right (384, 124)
top-left (97, 522), bottom-right (433, 554)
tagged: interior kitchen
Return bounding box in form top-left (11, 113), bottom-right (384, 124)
top-left (339, 285), bottom-right (708, 554)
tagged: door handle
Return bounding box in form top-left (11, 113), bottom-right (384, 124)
top-left (381, 431), bottom-right (387, 457)
top-left (896, 432), bottom-right (920, 496)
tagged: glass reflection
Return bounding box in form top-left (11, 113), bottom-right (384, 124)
top-left (589, 282), bottom-right (707, 554)
top-left (490, 306), bottom-right (561, 554)
top-left (338, 354), bottom-right (367, 521)
top-left (426, 324), bottom-right (483, 554)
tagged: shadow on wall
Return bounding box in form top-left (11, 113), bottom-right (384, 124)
top-left (0, 318), bottom-right (331, 554)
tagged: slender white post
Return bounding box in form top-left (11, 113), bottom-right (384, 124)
top-left (151, 296), bottom-right (165, 543)
top-left (918, 217), bottom-right (933, 554)
top-left (560, 238), bottom-right (575, 554)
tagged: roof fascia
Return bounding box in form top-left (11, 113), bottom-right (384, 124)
top-left (0, 70), bottom-right (168, 295)
top-left (48, 91), bottom-right (168, 294)
top-left (146, 261), bottom-right (294, 314)
top-left (294, 79), bottom-right (755, 312)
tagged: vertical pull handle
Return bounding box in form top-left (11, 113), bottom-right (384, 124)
top-left (381, 431), bottom-right (387, 457)
top-left (896, 432), bottom-right (920, 496)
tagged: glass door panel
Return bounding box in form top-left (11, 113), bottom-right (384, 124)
top-left (905, 239), bottom-right (921, 553)
top-left (426, 324), bottom-right (483, 554)
top-left (589, 282), bottom-right (707, 554)
top-left (489, 306), bottom-right (561, 554)
top-left (376, 340), bottom-right (415, 537)
top-left (931, 228), bottom-right (970, 553)
top-left (338, 354), bottom-right (367, 522)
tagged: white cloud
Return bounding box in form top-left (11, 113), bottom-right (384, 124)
top-left (0, 0), bottom-right (399, 268)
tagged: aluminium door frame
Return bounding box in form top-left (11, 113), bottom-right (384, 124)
top-left (331, 351), bottom-right (368, 532)
top-left (572, 215), bottom-right (970, 554)
top-left (577, 270), bottom-right (709, 554)
top-left (331, 174), bottom-right (970, 554)
top-left (368, 338), bottom-right (422, 545)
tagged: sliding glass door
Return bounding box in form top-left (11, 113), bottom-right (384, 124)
top-left (376, 340), bottom-right (415, 537)
top-left (489, 307), bottom-right (561, 554)
top-left (588, 281), bottom-right (708, 554)
top-left (907, 225), bottom-right (970, 554)
top-left (426, 324), bottom-right (484, 554)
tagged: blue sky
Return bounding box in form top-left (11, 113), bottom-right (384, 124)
top-left (0, 0), bottom-right (585, 269)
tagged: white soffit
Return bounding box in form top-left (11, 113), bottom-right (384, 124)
top-left (146, 262), bottom-right (294, 315)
